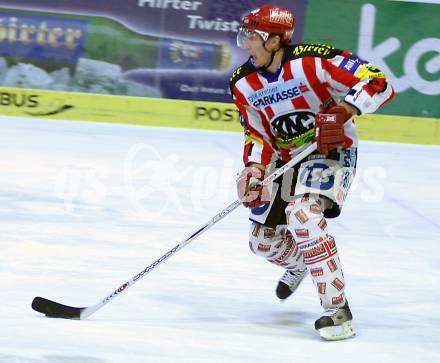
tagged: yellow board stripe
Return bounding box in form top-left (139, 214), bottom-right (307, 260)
top-left (355, 114), bottom-right (440, 145)
top-left (0, 86), bottom-right (438, 145)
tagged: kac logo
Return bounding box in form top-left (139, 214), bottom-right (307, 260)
top-left (271, 110), bottom-right (315, 139)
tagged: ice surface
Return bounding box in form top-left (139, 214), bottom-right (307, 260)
top-left (0, 116), bottom-right (439, 363)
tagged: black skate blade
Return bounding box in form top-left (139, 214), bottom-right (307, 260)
top-left (32, 296), bottom-right (85, 319)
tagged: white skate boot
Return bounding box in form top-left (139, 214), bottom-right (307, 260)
top-left (314, 302), bottom-right (355, 341)
top-left (275, 269), bottom-right (308, 300)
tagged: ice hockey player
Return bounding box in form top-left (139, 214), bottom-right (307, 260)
top-left (230, 4), bottom-right (394, 340)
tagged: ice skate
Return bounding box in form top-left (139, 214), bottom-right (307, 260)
top-left (314, 302), bottom-right (355, 341)
top-left (275, 269), bottom-right (308, 300)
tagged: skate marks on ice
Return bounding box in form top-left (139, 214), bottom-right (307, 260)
top-left (143, 284), bottom-right (317, 339)
top-left (1, 118), bottom-right (440, 362)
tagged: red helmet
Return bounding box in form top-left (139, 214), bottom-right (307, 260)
top-left (239, 4), bottom-right (295, 46)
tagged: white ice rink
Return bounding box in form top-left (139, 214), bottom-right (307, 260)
top-left (0, 116), bottom-right (439, 363)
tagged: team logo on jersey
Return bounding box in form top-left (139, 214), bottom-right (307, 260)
top-left (270, 110), bottom-right (315, 148)
top-left (247, 78), bottom-right (306, 109)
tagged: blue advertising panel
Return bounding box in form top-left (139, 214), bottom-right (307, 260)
top-left (0, 0), bottom-right (306, 102)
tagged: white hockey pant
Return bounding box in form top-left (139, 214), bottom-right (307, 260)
top-left (286, 196), bottom-right (346, 309)
top-left (248, 223), bottom-right (306, 272)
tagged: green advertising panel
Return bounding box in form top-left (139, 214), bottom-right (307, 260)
top-left (303, 0), bottom-right (440, 118)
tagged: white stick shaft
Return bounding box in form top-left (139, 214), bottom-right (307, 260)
top-left (80, 143), bottom-right (317, 319)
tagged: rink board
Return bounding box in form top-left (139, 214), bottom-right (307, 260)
top-left (0, 86), bottom-right (438, 145)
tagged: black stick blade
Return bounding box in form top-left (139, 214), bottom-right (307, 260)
top-left (32, 297), bottom-right (85, 319)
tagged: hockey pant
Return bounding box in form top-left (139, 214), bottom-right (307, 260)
top-left (247, 148), bottom-right (357, 309)
top-left (248, 198), bottom-right (346, 309)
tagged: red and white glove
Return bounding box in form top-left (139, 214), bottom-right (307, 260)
top-left (314, 105), bottom-right (351, 155)
top-left (236, 166), bottom-right (269, 209)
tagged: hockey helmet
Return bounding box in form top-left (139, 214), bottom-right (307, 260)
top-left (237, 4), bottom-right (295, 48)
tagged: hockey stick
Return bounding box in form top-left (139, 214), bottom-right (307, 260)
top-left (32, 142), bottom-right (317, 319)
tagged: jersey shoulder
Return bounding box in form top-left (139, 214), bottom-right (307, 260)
top-left (229, 61), bottom-right (255, 92)
top-left (285, 43), bottom-right (343, 61)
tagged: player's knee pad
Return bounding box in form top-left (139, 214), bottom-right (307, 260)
top-left (248, 222), bottom-right (304, 270)
top-left (285, 196), bottom-right (328, 241)
top-left (248, 223), bottom-right (285, 258)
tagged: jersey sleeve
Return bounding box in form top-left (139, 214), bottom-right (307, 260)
top-left (234, 96), bottom-right (276, 166)
top-left (320, 50), bottom-right (395, 115)
top-left (229, 63), bottom-right (278, 167)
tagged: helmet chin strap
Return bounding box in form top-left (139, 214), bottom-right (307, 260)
top-left (260, 42), bottom-right (281, 71)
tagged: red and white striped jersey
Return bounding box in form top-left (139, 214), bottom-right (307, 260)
top-left (229, 43), bottom-right (395, 166)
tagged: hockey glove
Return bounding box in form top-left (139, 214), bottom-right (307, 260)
top-left (314, 105), bottom-right (351, 155)
top-left (236, 166), bottom-right (269, 209)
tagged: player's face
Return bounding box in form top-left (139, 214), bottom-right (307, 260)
top-left (237, 27), bottom-right (271, 67)
top-left (246, 40), bottom-right (271, 68)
